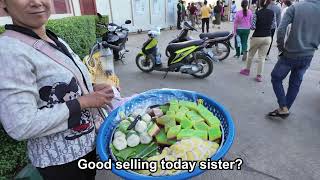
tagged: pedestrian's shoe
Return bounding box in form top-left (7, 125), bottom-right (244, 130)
top-left (242, 51), bottom-right (248, 61)
top-left (233, 54), bottom-right (240, 59)
top-left (255, 75), bottom-right (262, 82)
top-left (240, 69), bottom-right (250, 76)
top-left (267, 108), bottom-right (290, 119)
top-left (154, 63), bottom-right (163, 69)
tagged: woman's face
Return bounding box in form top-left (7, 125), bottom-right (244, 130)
top-left (0, 0), bottom-right (51, 29)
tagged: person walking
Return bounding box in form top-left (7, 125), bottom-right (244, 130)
top-left (201, 0), bottom-right (212, 33)
top-left (187, 2), bottom-right (191, 20)
top-left (189, 3), bottom-right (197, 27)
top-left (230, 1), bottom-right (237, 22)
top-left (233, 0), bottom-right (253, 60)
top-left (177, 0), bottom-right (183, 30)
top-left (182, 1), bottom-right (187, 21)
top-left (265, 0), bottom-right (281, 60)
top-left (281, 0), bottom-right (293, 17)
top-left (268, 0), bottom-right (320, 118)
top-left (213, 1), bottom-right (223, 29)
top-left (239, 0), bottom-right (276, 82)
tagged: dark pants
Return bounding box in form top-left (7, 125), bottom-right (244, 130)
top-left (235, 29), bottom-right (250, 56)
top-left (271, 55), bottom-right (313, 109)
top-left (177, 13), bottom-right (182, 29)
top-left (202, 18), bottom-right (209, 33)
top-left (37, 150), bottom-right (97, 180)
top-left (267, 29), bottom-right (276, 56)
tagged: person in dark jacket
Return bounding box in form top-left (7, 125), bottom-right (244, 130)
top-left (213, 1), bottom-right (223, 29)
top-left (268, 0), bottom-right (320, 119)
top-left (240, 0), bottom-right (276, 82)
top-left (177, 0), bottom-right (183, 30)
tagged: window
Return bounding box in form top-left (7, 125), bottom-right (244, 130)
top-left (51, 0), bottom-right (72, 14)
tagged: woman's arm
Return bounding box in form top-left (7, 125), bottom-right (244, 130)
top-left (0, 51), bottom-right (81, 141)
top-left (251, 13), bottom-right (257, 30)
top-left (234, 12), bottom-right (240, 34)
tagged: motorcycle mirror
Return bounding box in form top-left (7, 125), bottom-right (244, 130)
top-left (125, 20), bottom-right (132, 24)
top-left (97, 13), bottom-right (102, 19)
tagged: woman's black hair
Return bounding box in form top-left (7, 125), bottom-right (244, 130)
top-left (241, 0), bottom-right (249, 17)
top-left (260, 0), bottom-right (271, 8)
top-left (284, 0), bottom-right (292, 6)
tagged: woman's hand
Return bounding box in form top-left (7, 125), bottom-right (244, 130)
top-left (78, 84), bottom-right (114, 109)
top-left (93, 83), bottom-right (111, 92)
top-left (94, 83), bottom-right (121, 92)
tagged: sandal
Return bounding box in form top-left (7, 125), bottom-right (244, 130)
top-left (267, 109), bottom-right (290, 119)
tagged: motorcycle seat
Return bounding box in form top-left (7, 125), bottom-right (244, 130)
top-left (167, 40), bottom-right (204, 54)
top-left (199, 31), bottom-right (231, 39)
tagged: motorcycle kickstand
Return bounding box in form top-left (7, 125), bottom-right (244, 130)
top-left (162, 71), bottom-right (169, 79)
top-left (119, 54), bottom-right (127, 64)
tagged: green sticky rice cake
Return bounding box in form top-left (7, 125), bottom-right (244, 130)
top-left (147, 123), bottom-right (160, 137)
top-left (167, 125), bottom-right (181, 139)
top-left (197, 104), bottom-right (221, 127)
top-left (164, 119), bottom-right (176, 133)
top-left (180, 118), bottom-right (193, 129)
top-left (156, 129), bottom-right (176, 145)
top-left (169, 100), bottom-right (180, 112)
top-left (156, 115), bottom-right (172, 126)
top-left (177, 129), bottom-right (196, 140)
top-left (179, 100), bottom-right (198, 112)
top-left (175, 112), bottom-right (188, 123)
top-left (208, 127), bottom-right (222, 141)
top-left (193, 130), bottom-right (208, 140)
top-left (193, 121), bottom-right (210, 131)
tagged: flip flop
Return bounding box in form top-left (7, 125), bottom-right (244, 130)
top-left (267, 109), bottom-right (290, 119)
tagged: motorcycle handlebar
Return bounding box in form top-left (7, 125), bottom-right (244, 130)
top-left (101, 42), bottom-right (121, 51)
top-left (88, 42), bottom-right (121, 59)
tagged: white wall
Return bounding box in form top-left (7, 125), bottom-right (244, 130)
top-left (150, 0), bottom-right (166, 28)
top-left (131, 0), bottom-right (151, 31)
top-left (96, 0), bottom-right (111, 16)
top-left (71, 0), bottom-right (82, 16)
top-left (166, 0), bottom-right (178, 26)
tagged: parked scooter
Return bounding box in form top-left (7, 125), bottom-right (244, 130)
top-left (136, 29), bottom-right (225, 79)
top-left (165, 22), bottom-right (233, 61)
top-left (97, 19), bottom-right (131, 63)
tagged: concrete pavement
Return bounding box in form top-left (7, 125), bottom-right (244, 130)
top-left (96, 22), bottom-right (320, 180)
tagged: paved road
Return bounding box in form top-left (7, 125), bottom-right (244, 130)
top-left (96, 22), bottom-right (320, 180)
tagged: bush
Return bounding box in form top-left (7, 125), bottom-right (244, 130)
top-left (0, 127), bottom-right (28, 179)
top-left (47, 15), bottom-right (97, 59)
top-left (0, 26), bottom-right (4, 34)
top-left (95, 15), bottom-right (109, 39)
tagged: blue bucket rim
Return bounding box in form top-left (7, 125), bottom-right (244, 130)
top-left (97, 89), bottom-right (235, 180)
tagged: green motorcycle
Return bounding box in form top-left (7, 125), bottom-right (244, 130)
top-left (135, 30), bottom-right (216, 79)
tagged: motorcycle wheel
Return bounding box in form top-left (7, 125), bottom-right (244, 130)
top-left (191, 53), bottom-right (213, 79)
top-left (135, 54), bottom-right (155, 73)
top-left (211, 42), bottom-right (230, 61)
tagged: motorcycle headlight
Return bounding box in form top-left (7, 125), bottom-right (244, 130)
top-left (108, 25), bottom-right (117, 32)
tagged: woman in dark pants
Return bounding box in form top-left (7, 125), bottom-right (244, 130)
top-left (213, 1), bottom-right (222, 29)
top-left (233, 0), bottom-right (253, 60)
